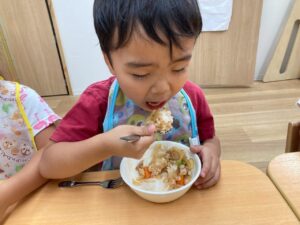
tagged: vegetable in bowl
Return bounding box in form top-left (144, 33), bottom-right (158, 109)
top-left (134, 143), bottom-right (195, 190)
top-left (120, 141), bottom-right (201, 203)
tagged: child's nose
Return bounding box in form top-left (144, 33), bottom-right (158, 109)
top-left (151, 79), bottom-right (171, 96)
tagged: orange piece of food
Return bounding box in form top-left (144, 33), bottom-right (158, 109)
top-left (176, 175), bottom-right (185, 185)
top-left (143, 167), bottom-right (152, 179)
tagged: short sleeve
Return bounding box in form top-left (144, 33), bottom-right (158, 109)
top-left (183, 81), bottom-right (215, 142)
top-left (51, 78), bottom-right (114, 142)
top-left (20, 85), bottom-right (60, 136)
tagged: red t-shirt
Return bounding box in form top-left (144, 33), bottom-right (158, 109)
top-left (51, 76), bottom-right (215, 143)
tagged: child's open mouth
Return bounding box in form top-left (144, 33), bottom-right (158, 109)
top-left (146, 101), bottom-right (166, 110)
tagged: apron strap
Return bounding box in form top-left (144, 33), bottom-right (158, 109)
top-left (180, 89), bottom-right (200, 146)
top-left (15, 82), bottom-right (37, 150)
top-left (103, 80), bottom-right (119, 132)
top-left (102, 80), bottom-right (120, 170)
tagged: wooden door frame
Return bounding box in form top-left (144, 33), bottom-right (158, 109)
top-left (46, 0), bottom-right (73, 95)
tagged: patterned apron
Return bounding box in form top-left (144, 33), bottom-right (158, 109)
top-left (101, 80), bottom-right (200, 170)
top-left (0, 81), bottom-right (36, 179)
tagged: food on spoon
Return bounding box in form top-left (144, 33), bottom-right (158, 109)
top-left (146, 108), bottom-right (173, 134)
top-left (134, 143), bottom-right (194, 191)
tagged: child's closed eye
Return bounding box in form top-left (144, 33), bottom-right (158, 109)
top-left (172, 67), bottom-right (186, 73)
top-left (131, 73), bottom-right (150, 80)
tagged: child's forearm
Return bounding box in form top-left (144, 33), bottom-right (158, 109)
top-left (203, 136), bottom-right (221, 158)
top-left (0, 150), bottom-right (47, 210)
top-left (40, 124), bottom-right (157, 179)
top-left (40, 133), bottom-right (112, 179)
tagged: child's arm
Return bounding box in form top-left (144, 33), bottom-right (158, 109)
top-left (0, 125), bottom-right (56, 222)
top-left (0, 149), bottom-right (45, 221)
top-left (190, 135), bottom-right (221, 189)
top-left (40, 124), bottom-right (156, 179)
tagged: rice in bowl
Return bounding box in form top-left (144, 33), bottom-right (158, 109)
top-left (120, 141), bottom-right (201, 203)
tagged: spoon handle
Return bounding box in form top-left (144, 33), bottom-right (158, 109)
top-left (120, 134), bottom-right (141, 142)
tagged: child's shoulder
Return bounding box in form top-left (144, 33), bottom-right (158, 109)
top-left (78, 76), bottom-right (116, 105)
top-left (0, 80), bottom-right (32, 98)
top-left (84, 76), bottom-right (115, 95)
top-left (0, 80), bottom-right (16, 91)
top-left (1, 80), bottom-right (36, 93)
top-left (183, 80), bottom-right (206, 97)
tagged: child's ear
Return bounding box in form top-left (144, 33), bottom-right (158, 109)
top-left (103, 53), bottom-right (116, 75)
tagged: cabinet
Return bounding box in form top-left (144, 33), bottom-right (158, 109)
top-left (0, 0), bottom-right (69, 96)
top-left (189, 0), bottom-right (263, 87)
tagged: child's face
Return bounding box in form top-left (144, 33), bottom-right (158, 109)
top-left (105, 30), bottom-right (195, 112)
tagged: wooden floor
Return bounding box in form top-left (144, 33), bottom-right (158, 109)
top-left (45, 79), bottom-right (300, 173)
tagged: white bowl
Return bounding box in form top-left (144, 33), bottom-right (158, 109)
top-left (120, 141), bottom-right (201, 203)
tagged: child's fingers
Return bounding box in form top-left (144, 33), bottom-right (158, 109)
top-left (124, 136), bottom-right (154, 159)
top-left (195, 164), bottom-right (221, 189)
top-left (191, 146), bottom-right (218, 179)
top-left (191, 146), bottom-right (206, 176)
top-left (134, 124), bottom-right (156, 136)
top-left (141, 135), bottom-right (155, 147)
top-left (146, 124), bottom-right (156, 134)
top-left (193, 146), bottom-right (211, 178)
top-left (132, 137), bottom-right (154, 158)
top-left (195, 158), bottom-right (218, 186)
top-left (190, 145), bottom-right (204, 153)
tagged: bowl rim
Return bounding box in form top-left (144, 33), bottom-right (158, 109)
top-left (120, 141), bottom-right (202, 195)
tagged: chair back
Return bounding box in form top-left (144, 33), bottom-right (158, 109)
top-left (285, 121), bottom-right (300, 152)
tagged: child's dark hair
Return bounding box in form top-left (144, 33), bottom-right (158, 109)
top-left (93, 0), bottom-right (202, 60)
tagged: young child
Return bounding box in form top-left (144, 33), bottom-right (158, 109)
top-left (0, 78), bottom-right (60, 220)
top-left (40, 0), bottom-right (221, 190)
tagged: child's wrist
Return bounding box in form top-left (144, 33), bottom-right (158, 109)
top-left (92, 133), bottom-right (114, 158)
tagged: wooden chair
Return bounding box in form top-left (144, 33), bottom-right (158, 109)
top-left (263, 0), bottom-right (300, 82)
top-left (285, 121), bottom-right (300, 152)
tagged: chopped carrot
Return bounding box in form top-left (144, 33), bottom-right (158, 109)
top-left (143, 167), bottom-right (152, 179)
top-left (176, 175), bottom-right (185, 185)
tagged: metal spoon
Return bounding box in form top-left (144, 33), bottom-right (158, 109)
top-left (120, 134), bottom-right (141, 142)
top-left (120, 130), bottom-right (168, 143)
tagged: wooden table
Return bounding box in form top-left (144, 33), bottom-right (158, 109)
top-left (267, 152), bottom-right (300, 220)
top-left (3, 160), bottom-right (299, 225)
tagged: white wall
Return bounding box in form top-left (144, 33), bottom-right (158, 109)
top-left (52, 0), bottom-right (295, 95)
top-left (52, 0), bottom-right (110, 95)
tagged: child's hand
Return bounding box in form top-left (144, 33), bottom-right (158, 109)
top-left (0, 203), bottom-right (14, 223)
top-left (103, 124), bottom-right (156, 159)
top-left (0, 203), bottom-right (6, 222)
top-left (0, 183), bottom-right (10, 222)
top-left (0, 201), bottom-right (16, 223)
top-left (190, 137), bottom-right (221, 189)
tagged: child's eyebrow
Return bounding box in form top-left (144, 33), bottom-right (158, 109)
top-left (171, 54), bottom-right (192, 64)
top-left (126, 62), bottom-right (155, 68)
top-left (125, 54), bottom-right (192, 68)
